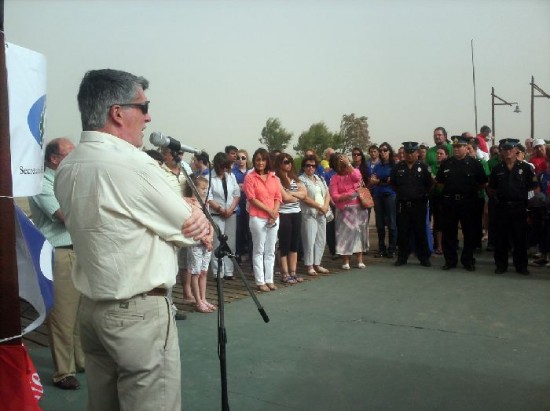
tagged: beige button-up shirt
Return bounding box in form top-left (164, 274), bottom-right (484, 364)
top-left (55, 131), bottom-right (194, 300)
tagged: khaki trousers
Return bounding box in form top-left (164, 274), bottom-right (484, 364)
top-left (47, 248), bottom-right (85, 382)
top-left (79, 294), bottom-right (181, 411)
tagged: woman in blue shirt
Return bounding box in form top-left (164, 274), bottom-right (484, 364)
top-left (371, 142), bottom-right (397, 258)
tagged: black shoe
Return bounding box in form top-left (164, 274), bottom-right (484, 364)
top-left (394, 259), bottom-right (407, 266)
top-left (442, 263), bottom-right (457, 271)
top-left (420, 260), bottom-right (432, 267)
top-left (53, 376), bottom-right (80, 390)
top-left (494, 267), bottom-right (507, 274)
top-left (516, 268), bottom-right (530, 275)
top-left (464, 264), bottom-right (475, 272)
top-left (374, 251), bottom-right (387, 258)
top-left (386, 252), bottom-right (395, 259)
top-left (175, 312), bottom-right (187, 321)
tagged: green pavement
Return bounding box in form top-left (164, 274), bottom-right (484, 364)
top-left (30, 253), bottom-right (550, 410)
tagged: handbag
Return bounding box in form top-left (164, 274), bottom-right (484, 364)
top-left (357, 182), bottom-right (374, 209)
top-left (325, 207), bottom-right (334, 222)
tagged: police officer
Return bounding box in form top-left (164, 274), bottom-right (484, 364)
top-left (390, 142), bottom-right (433, 266)
top-left (488, 138), bottom-right (538, 275)
top-left (436, 135), bottom-right (488, 271)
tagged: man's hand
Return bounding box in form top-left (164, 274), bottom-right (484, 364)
top-left (182, 205), bottom-right (210, 241)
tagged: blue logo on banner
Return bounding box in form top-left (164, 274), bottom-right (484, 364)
top-left (27, 94), bottom-right (46, 148)
top-left (15, 206), bottom-right (54, 312)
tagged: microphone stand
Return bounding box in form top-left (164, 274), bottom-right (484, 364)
top-left (176, 153), bottom-right (269, 411)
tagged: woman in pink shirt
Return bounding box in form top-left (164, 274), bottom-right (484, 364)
top-left (329, 153), bottom-right (369, 270)
top-left (244, 148), bottom-right (282, 291)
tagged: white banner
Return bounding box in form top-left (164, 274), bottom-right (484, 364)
top-left (6, 42), bottom-right (47, 197)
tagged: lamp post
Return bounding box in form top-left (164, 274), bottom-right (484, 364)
top-left (491, 87), bottom-right (520, 139)
top-left (530, 76), bottom-right (550, 139)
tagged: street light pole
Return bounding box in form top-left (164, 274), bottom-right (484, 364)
top-left (491, 87), bottom-right (520, 139)
top-left (530, 76), bottom-right (550, 140)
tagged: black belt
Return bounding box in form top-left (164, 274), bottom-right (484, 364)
top-left (443, 194), bottom-right (476, 200)
top-left (56, 245), bottom-right (73, 250)
top-left (142, 287), bottom-right (168, 297)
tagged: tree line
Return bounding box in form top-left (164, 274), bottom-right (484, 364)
top-left (259, 114), bottom-right (371, 156)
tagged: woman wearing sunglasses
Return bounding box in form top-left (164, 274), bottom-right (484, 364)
top-left (371, 142), bottom-right (397, 258)
top-left (275, 153), bottom-right (307, 284)
top-left (299, 154), bottom-right (332, 276)
top-left (232, 149), bottom-right (252, 263)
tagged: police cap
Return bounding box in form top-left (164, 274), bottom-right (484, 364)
top-left (450, 135), bottom-right (470, 145)
top-left (499, 138), bottom-right (520, 150)
top-left (402, 142), bottom-right (419, 153)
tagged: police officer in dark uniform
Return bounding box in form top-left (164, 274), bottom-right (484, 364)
top-left (436, 135), bottom-right (488, 271)
top-left (488, 138), bottom-right (538, 275)
top-left (390, 142), bottom-right (433, 266)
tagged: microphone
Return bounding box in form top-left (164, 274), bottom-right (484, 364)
top-left (149, 132), bottom-right (202, 155)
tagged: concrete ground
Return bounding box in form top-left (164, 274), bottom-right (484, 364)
top-left (30, 251), bottom-right (550, 411)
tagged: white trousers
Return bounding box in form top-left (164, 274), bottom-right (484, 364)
top-left (210, 214), bottom-right (236, 277)
top-left (249, 215), bottom-right (279, 285)
top-left (301, 213), bottom-right (327, 266)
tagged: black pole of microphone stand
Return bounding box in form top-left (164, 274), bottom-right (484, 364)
top-left (176, 159), bottom-right (269, 411)
top-left (214, 236), bottom-right (229, 411)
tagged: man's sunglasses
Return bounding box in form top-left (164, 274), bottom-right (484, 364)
top-left (113, 100), bottom-right (150, 114)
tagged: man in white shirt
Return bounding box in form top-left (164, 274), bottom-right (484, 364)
top-left (55, 69), bottom-right (209, 411)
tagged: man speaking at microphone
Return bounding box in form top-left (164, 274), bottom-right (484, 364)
top-left (55, 69), bottom-right (210, 411)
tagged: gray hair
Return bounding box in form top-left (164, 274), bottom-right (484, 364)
top-left (77, 69), bottom-right (149, 131)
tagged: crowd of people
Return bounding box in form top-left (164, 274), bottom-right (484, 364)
top-left (28, 67), bottom-right (546, 410)
top-left (142, 124), bottom-right (548, 293)
top-left (143, 126), bottom-right (550, 308)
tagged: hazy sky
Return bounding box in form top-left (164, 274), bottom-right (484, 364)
top-left (5, 0), bottom-right (550, 157)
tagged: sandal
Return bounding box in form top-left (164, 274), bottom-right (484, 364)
top-left (314, 266), bottom-right (329, 274)
top-left (183, 296), bottom-right (196, 304)
top-left (257, 284), bottom-right (270, 292)
top-left (307, 268), bottom-right (318, 276)
top-left (281, 274), bottom-right (297, 284)
top-left (196, 303), bottom-right (213, 313)
top-left (266, 283), bottom-right (278, 290)
top-left (290, 272), bottom-right (304, 283)
top-left (205, 301), bottom-right (217, 311)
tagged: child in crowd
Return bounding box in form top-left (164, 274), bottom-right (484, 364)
top-left (184, 176), bottom-right (216, 313)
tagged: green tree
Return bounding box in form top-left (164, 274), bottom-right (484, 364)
top-left (293, 122), bottom-right (338, 157)
top-left (338, 113), bottom-right (370, 153)
top-left (259, 117), bottom-right (293, 152)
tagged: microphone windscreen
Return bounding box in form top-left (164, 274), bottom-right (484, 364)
top-left (149, 132), bottom-right (167, 147)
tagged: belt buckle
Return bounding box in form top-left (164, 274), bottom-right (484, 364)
top-left (454, 194), bottom-right (462, 200)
